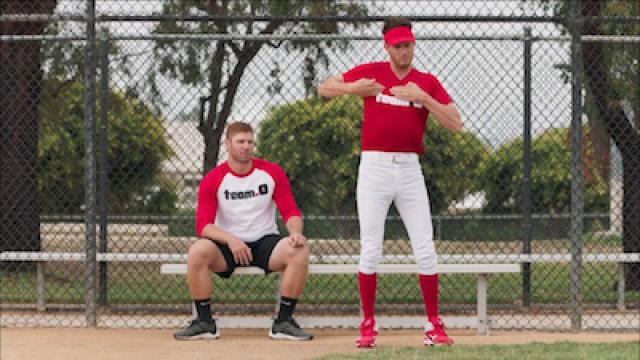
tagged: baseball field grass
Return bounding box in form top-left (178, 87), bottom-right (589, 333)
top-left (317, 341), bottom-right (640, 360)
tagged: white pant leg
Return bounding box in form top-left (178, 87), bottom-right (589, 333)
top-left (393, 163), bottom-right (437, 275)
top-left (357, 160), bottom-right (394, 274)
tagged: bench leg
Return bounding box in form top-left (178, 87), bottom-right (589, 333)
top-left (37, 262), bottom-right (46, 312)
top-left (617, 263), bottom-right (625, 311)
top-left (477, 274), bottom-right (488, 335)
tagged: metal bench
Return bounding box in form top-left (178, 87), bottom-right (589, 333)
top-left (3, 251), bottom-right (638, 334)
top-left (160, 262), bottom-right (520, 335)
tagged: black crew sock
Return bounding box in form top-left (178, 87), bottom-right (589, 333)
top-left (194, 298), bottom-right (213, 323)
top-left (276, 296), bottom-right (298, 323)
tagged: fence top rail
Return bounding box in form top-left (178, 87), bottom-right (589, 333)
top-left (2, 252), bottom-right (639, 263)
top-left (2, 33), bottom-right (639, 43)
top-left (2, 14), bottom-right (639, 24)
top-left (0, 14), bottom-right (563, 23)
top-left (33, 212), bottom-right (613, 223)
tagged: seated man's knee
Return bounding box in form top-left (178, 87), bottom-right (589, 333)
top-left (187, 240), bottom-right (213, 266)
top-left (288, 244), bottom-right (310, 266)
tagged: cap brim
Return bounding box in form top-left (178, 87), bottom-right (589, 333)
top-left (386, 36), bottom-right (415, 45)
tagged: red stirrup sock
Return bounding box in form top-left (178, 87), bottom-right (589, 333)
top-left (358, 272), bottom-right (377, 320)
top-left (419, 273), bottom-right (439, 320)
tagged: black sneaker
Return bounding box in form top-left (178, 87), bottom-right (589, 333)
top-left (269, 318), bottom-right (313, 341)
top-left (174, 319), bottom-right (220, 340)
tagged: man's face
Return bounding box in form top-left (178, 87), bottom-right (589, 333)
top-left (385, 41), bottom-right (414, 69)
top-left (225, 131), bottom-right (254, 163)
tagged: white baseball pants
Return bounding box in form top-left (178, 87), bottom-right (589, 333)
top-left (356, 151), bottom-right (437, 275)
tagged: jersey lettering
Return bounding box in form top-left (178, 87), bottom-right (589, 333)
top-left (223, 183), bottom-right (269, 200)
top-left (376, 93), bottom-right (423, 108)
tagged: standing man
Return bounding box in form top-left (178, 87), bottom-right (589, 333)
top-left (318, 17), bottom-right (462, 347)
top-left (174, 121), bottom-right (313, 341)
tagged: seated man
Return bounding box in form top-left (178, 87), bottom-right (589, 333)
top-left (174, 121), bottom-right (313, 341)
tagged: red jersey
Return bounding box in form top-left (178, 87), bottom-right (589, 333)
top-left (195, 158), bottom-right (301, 243)
top-left (342, 62), bottom-right (453, 154)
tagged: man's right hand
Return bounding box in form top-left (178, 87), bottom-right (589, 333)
top-left (227, 237), bottom-right (252, 266)
top-left (348, 78), bottom-right (384, 97)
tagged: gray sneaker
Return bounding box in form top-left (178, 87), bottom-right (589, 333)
top-left (269, 318), bottom-right (313, 341)
top-left (174, 320), bottom-right (220, 340)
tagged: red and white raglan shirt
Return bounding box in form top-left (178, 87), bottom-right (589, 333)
top-left (342, 62), bottom-right (453, 154)
top-left (195, 158), bottom-right (301, 243)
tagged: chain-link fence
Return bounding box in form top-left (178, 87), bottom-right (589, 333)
top-left (1, 0), bottom-right (638, 331)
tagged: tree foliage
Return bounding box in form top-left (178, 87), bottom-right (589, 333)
top-left (480, 127), bottom-right (608, 214)
top-left (257, 96), bottom-right (488, 216)
top-left (38, 80), bottom-right (176, 214)
top-left (422, 119), bottom-right (489, 214)
top-left (257, 96), bottom-right (361, 216)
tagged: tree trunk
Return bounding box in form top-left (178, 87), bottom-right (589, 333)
top-left (0, 1), bottom-right (56, 270)
top-left (622, 149), bottom-right (640, 290)
top-left (582, 0), bottom-right (640, 290)
top-left (200, 20), bottom-right (283, 175)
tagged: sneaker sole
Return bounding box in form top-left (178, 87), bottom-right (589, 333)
top-left (356, 342), bottom-right (376, 348)
top-left (174, 332), bottom-right (220, 341)
top-left (268, 330), bottom-right (313, 341)
top-left (356, 336), bottom-right (376, 348)
top-left (424, 339), bottom-right (454, 346)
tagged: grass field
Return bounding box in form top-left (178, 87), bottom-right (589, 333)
top-left (317, 341), bottom-right (640, 360)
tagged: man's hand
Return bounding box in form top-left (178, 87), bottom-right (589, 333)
top-left (390, 82), bottom-right (425, 103)
top-left (348, 78), bottom-right (384, 97)
top-left (227, 237), bottom-right (252, 265)
top-left (287, 233), bottom-right (307, 248)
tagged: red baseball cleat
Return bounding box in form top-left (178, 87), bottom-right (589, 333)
top-left (424, 317), bottom-right (454, 346)
top-left (355, 318), bottom-right (378, 348)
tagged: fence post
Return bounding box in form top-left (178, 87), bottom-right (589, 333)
top-left (98, 33), bottom-right (110, 307)
top-left (84, 0), bottom-right (98, 327)
top-left (521, 26), bottom-right (533, 308)
top-left (569, 0), bottom-right (584, 331)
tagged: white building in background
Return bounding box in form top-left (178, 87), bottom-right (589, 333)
top-left (448, 192), bottom-right (486, 213)
top-left (162, 121), bottom-right (204, 209)
top-left (609, 143), bottom-right (623, 236)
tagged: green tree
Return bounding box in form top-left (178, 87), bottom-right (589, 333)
top-left (38, 80), bottom-right (176, 215)
top-left (257, 96), bottom-right (361, 217)
top-left (150, 0), bottom-right (367, 174)
top-left (257, 96), bottom-right (488, 218)
top-left (423, 119), bottom-right (489, 214)
top-left (480, 127), bottom-right (608, 214)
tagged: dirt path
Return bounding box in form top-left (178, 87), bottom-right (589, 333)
top-left (2, 328), bottom-right (638, 360)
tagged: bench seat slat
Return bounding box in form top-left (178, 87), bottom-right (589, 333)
top-left (159, 263), bottom-right (521, 275)
top-left (2, 252), bottom-right (639, 263)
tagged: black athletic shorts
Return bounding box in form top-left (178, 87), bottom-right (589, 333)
top-left (209, 234), bottom-right (283, 278)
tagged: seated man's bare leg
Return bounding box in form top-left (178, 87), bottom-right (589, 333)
top-left (175, 239), bottom-right (228, 340)
top-left (267, 238), bottom-right (313, 340)
top-left (268, 238), bottom-right (310, 297)
top-left (187, 239), bottom-right (228, 298)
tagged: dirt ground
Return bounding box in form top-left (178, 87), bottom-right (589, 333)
top-left (2, 327), bottom-right (638, 360)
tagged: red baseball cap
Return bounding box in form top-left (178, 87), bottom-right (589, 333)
top-left (384, 26), bottom-right (415, 45)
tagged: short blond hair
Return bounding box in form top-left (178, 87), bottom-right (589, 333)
top-left (226, 121), bottom-right (253, 140)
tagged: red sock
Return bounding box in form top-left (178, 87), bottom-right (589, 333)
top-left (419, 274), bottom-right (439, 320)
top-left (358, 272), bottom-right (377, 320)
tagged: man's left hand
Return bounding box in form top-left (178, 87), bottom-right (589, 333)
top-left (390, 82), bottom-right (425, 103)
top-left (287, 233), bottom-right (307, 248)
